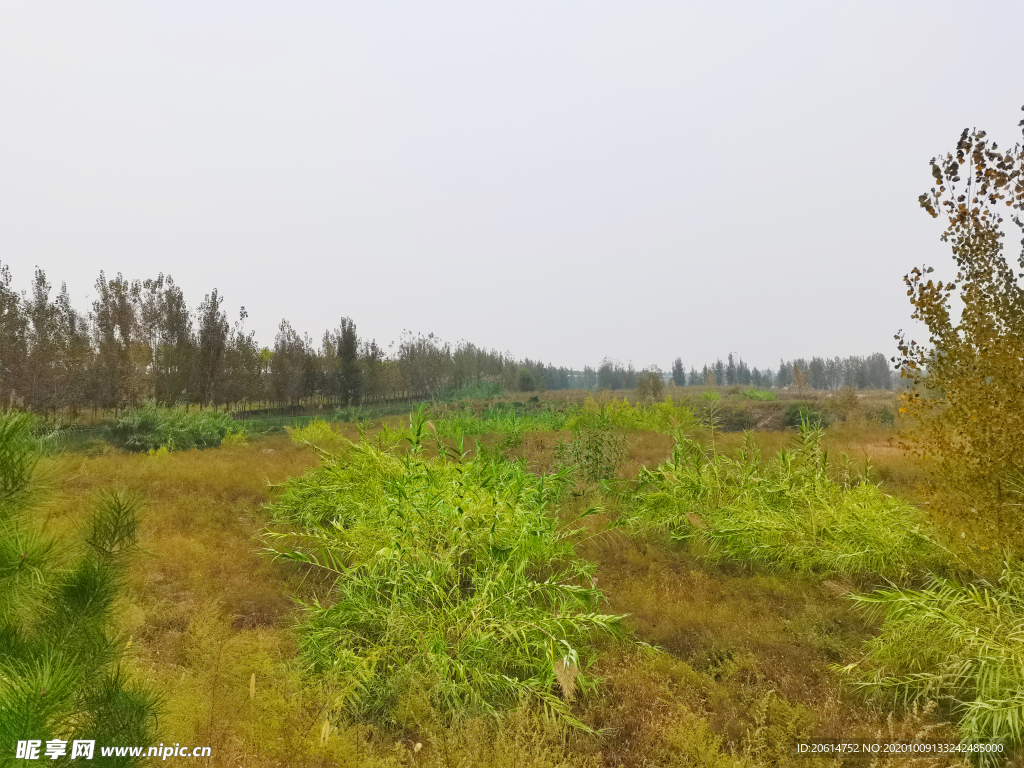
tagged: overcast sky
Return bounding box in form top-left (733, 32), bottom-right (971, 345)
top-left (1, 2), bottom-right (1022, 371)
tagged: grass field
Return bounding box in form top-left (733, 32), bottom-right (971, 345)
top-left (30, 388), bottom-right (1015, 767)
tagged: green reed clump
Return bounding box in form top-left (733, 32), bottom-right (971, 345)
top-left (264, 417), bottom-right (624, 729)
top-left (288, 418), bottom-right (342, 448)
top-left (105, 402), bottom-right (236, 452)
top-left (741, 388), bottom-right (778, 401)
top-left (627, 414), bottom-right (938, 578)
top-left (432, 396), bottom-right (699, 441)
top-left (555, 421), bottom-right (627, 484)
top-left (564, 396), bottom-right (699, 434)
top-left (432, 402), bottom-right (577, 438)
top-left (841, 563), bottom-right (1024, 763)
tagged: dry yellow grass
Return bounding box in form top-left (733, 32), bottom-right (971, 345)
top-left (31, 411), bottom-right (977, 768)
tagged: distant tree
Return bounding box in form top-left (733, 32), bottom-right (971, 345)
top-left (826, 357), bottom-right (842, 389)
top-left (583, 365), bottom-right (597, 389)
top-left (808, 356), bottom-right (827, 389)
top-left (635, 367), bottom-right (665, 402)
top-left (359, 339), bottom-right (386, 402)
top-left (776, 359), bottom-right (793, 388)
top-left (688, 366), bottom-right (699, 386)
top-left (737, 358), bottom-right (751, 386)
top-left (23, 268), bottom-right (61, 413)
top-left (269, 320), bottom-right (306, 405)
top-left (53, 283), bottom-right (92, 416)
top-left (598, 358), bottom-right (623, 390)
top-left (223, 308), bottom-right (263, 408)
top-left (671, 357), bottom-right (685, 386)
top-left (90, 273), bottom-right (147, 410)
top-left (713, 359), bottom-right (725, 386)
top-left (145, 276), bottom-right (195, 407)
top-left (193, 289), bottom-right (230, 406)
top-left (324, 318), bottom-right (362, 406)
top-left (623, 362), bottom-right (638, 390)
top-left (866, 352), bottom-right (892, 390)
top-left (299, 332), bottom-right (322, 402)
top-left (0, 263), bottom-right (28, 407)
top-left (725, 353), bottom-right (737, 386)
top-left (793, 363), bottom-right (809, 396)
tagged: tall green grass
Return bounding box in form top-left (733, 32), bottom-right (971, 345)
top-left (435, 380), bottom-right (506, 401)
top-left (741, 387), bottom-right (778, 401)
top-left (627, 416), bottom-right (938, 578)
top-left (105, 403), bottom-right (236, 452)
top-left (432, 396), bottom-right (699, 439)
top-left (264, 416), bottom-right (624, 729)
top-left (842, 564), bottom-right (1024, 763)
top-left (432, 402), bottom-right (575, 438)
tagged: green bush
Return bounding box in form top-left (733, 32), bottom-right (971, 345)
top-left (741, 387), bottom-right (778, 402)
top-left (105, 403), bottom-right (236, 452)
top-left (866, 405), bottom-right (896, 427)
top-left (627, 417), bottom-right (938, 578)
top-left (263, 420), bottom-right (624, 728)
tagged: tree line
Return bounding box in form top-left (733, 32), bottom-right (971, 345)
top-left (666, 352), bottom-right (895, 390)
top-left (0, 265), bottom-right (585, 417)
top-left (0, 264), bottom-right (899, 418)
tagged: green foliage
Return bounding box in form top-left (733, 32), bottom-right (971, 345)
top-left (842, 562), bottom-right (1024, 762)
top-left (741, 387), bottom-right (777, 402)
top-left (436, 380), bottom-right (505, 401)
top-left (700, 389), bottom-right (721, 402)
top-left (263, 421), bottom-right (624, 729)
top-left (783, 404), bottom-right (828, 429)
top-left (555, 422), bottom-right (627, 484)
top-left (627, 417), bottom-right (938, 578)
top-left (432, 396), bottom-right (698, 442)
top-left (866, 405), bottom-right (896, 428)
top-left (287, 418), bottom-right (341, 448)
top-left (0, 411), bottom-right (157, 764)
top-left (564, 396), bottom-right (698, 434)
top-left (105, 403), bottom-right (235, 452)
top-left (633, 368), bottom-right (665, 402)
top-left (433, 401), bottom-right (575, 438)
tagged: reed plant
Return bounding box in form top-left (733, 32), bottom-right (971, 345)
top-left (841, 563), bottom-right (1024, 763)
top-left (555, 419), bottom-right (627, 484)
top-left (432, 396), bottom-right (699, 441)
top-left (565, 396), bottom-right (699, 434)
top-left (105, 402), bottom-right (236, 452)
top-left (432, 402), bottom-right (576, 438)
top-left (263, 415), bottom-right (624, 730)
top-left (627, 414), bottom-right (938, 578)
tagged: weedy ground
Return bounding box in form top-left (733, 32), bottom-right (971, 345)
top-left (37, 390), bottom-right (1003, 767)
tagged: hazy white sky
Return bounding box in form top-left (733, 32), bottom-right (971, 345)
top-left (2, 2), bottom-right (1022, 370)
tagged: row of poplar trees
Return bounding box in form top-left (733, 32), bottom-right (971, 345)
top-left (667, 352), bottom-right (895, 390)
top-left (0, 265), bottom-right (584, 416)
